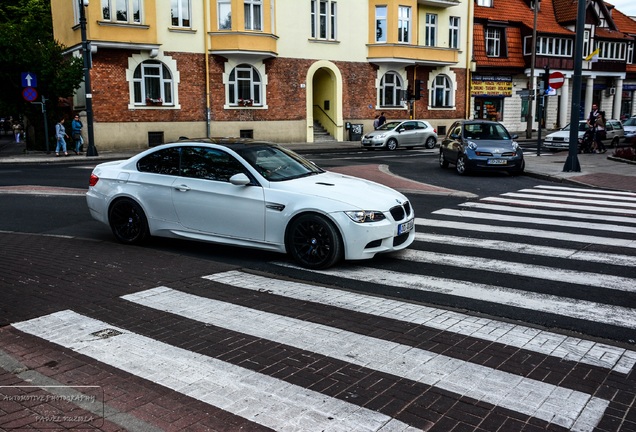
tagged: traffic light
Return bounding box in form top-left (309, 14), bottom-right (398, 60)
top-left (414, 79), bottom-right (423, 100)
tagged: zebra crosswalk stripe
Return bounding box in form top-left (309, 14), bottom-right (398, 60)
top-left (12, 310), bottom-right (416, 432)
top-left (203, 270), bottom-right (636, 374)
top-left (120, 286), bottom-right (608, 430)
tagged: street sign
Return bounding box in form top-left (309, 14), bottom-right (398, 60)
top-left (22, 87), bottom-right (38, 102)
top-left (548, 71), bottom-right (565, 90)
top-left (21, 72), bottom-right (37, 88)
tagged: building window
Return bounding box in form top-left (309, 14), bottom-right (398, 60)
top-left (398, 6), bottom-right (411, 43)
top-left (218, 0), bottom-right (231, 30)
top-left (101, 0), bottom-right (141, 23)
top-left (229, 65), bottom-right (262, 106)
top-left (380, 72), bottom-right (404, 107)
top-left (425, 14), bottom-right (437, 47)
top-left (431, 74), bottom-right (452, 107)
top-left (449, 16), bottom-right (460, 49)
top-left (375, 6), bottom-right (387, 42)
top-left (171, 0), bottom-right (190, 27)
top-left (133, 60), bottom-right (173, 106)
top-left (311, 0), bottom-right (337, 40)
top-left (477, 0), bottom-right (493, 6)
top-left (244, 0), bottom-right (262, 31)
top-left (485, 28), bottom-right (501, 57)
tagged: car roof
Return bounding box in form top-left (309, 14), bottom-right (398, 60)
top-left (172, 137), bottom-right (279, 151)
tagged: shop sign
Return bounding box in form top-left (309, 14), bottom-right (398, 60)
top-left (471, 75), bottom-right (513, 97)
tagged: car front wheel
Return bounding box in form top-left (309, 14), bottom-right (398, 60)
top-left (425, 136), bottom-right (437, 149)
top-left (286, 214), bottom-right (343, 269)
top-left (386, 138), bottom-right (398, 151)
top-left (108, 198), bottom-right (149, 244)
top-left (456, 154), bottom-right (469, 175)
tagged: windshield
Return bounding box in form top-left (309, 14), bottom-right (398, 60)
top-left (563, 122), bottom-right (588, 131)
top-left (378, 121), bottom-right (402, 131)
top-left (463, 123), bottom-right (511, 140)
top-left (623, 118), bottom-right (636, 127)
top-left (237, 145), bottom-right (324, 181)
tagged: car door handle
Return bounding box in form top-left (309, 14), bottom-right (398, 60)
top-left (174, 184), bottom-right (191, 192)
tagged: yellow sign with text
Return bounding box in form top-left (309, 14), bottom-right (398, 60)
top-left (471, 75), bottom-right (513, 97)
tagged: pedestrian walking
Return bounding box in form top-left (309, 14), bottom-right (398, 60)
top-left (586, 104), bottom-right (607, 153)
top-left (378, 112), bottom-right (386, 128)
top-left (55, 117), bottom-right (69, 157)
top-left (71, 114), bottom-right (83, 155)
top-left (373, 114), bottom-right (380, 130)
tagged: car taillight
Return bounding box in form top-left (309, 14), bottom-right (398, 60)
top-left (89, 173), bottom-right (99, 187)
top-left (433, 128), bottom-right (437, 134)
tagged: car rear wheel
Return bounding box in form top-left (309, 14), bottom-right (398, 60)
top-left (386, 138), bottom-right (398, 151)
top-left (108, 198), bottom-right (149, 244)
top-left (424, 136), bottom-right (437, 149)
top-left (439, 151), bottom-right (449, 168)
top-left (611, 136), bottom-right (620, 147)
top-left (455, 154), bottom-right (469, 175)
top-left (286, 214), bottom-right (343, 269)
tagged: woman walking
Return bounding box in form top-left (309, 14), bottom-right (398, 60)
top-left (55, 117), bottom-right (69, 157)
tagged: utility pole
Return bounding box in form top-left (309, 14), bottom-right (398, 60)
top-left (526, 0), bottom-right (539, 139)
top-left (79, 0), bottom-right (98, 157)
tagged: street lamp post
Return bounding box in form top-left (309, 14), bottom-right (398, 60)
top-left (78, 0), bottom-right (98, 157)
top-left (526, 0), bottom-right (539, 139)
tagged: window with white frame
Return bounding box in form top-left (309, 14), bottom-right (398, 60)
top-left (311, 0), bottom-right (337, 40)
top-left (380, 72), bottom-right (404, 107)
top-left (229, 65), bottom-right (262, 106)
top-left (101, 0), bottom-right (141, 23)
top-left (425, 14), bottom-right (437, 47)
top-left (477, 0), bottom-right (493, 6)
top-left (375, 6), bottom-right (387, 42)
top-left (218, 0), bottom-right (231, 30)
top-left (132, 60), bottom-right (173, 105)
top-left (398, 6), bottom-right (411, 43)
top-left (171, 0), bottom-right (191, 27)
top-left (449, 16), bottom-right (460, 49)
top-left (485, 27), bottom-right (501, 56)
top-left (599, 41), bottom-right (628, 60)
top-left (524, 36), bottom-right (573, 56)
top-left (431, 75), bottom-right (452, 107)
top-left (244, 0), bottom-right (262, 31)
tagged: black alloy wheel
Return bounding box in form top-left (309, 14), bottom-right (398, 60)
top-left (108, 198), bottom-right (149, 244)
top-left (286, 214), bottom-right (343, 269)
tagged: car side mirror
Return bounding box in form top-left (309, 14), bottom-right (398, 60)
top-left (229, 173), bottom-right (251, 186)
top-left (449, 133), bottom-right (459, 139)
top-left (511, 134), bottom-right (519, 139)
top-left (397, 127), bottom-right (404, 133)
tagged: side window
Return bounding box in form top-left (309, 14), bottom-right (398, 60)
top-left (402, 122), bottom-right (416, 131)
top-left (431, 74), bottom-right (453, 107)
top-left (181, 147), bottom-right (246, 182)
top-left (137, 147), bottom-right (181, 175)
top-left (171, 0), bottom-right (191, 27)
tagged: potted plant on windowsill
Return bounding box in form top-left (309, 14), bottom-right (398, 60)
top-left (146, 97), bottom-right (163, 106)
top-left (238, 98), bottom-right (253, 107)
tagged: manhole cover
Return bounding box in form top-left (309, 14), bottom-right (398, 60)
top-left (90, 329), bottom-right (123, 339)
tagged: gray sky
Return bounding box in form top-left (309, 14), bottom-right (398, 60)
top-left (610, 0), bottom-right (636, 17)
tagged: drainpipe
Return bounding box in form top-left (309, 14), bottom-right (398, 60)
top-left (204, 0), bottom-right (211, 137)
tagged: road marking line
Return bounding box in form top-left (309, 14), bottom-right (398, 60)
top-left (535, 185), bottom-right (636, 198)
top-left (481, 196), bottom-right (636, 215)
top-left (121, 287), bottom-right (609, 431)
top-left (203, 270), bottom-right (636, 373)
top-left (501, 192), bottom-right (636, 208)
top-left (517, 188), bottom-right (636, 202)
top-left (12, 310), bottom-right (413, 432)
top-left (415, 218), bottom-right (636, 249)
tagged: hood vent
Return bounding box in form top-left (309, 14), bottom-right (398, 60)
top-left (315, 182), bottom-right (335, 186)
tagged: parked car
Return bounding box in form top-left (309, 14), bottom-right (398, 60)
top-left (361, 120), bottom-right (437, 150)
top-left (86, 139), bottom-right (415, 269)
top-left (622, 116), bottom-right (636, 144)
top-left (439, 120), bottom-right (524, 175)
top-left (544, 119), bottom-right (624, 150)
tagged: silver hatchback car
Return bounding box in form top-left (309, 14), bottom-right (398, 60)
top-left (361, 120), bottom-right (438, 150)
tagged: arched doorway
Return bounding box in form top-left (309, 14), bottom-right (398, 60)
top-left (306, 61), bottom-right (343, 142)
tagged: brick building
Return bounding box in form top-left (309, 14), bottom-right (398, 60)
top-left (51, 0), bottom-right (472, 150)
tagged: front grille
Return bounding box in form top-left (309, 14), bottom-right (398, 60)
top-left (390, 201), bottom-right (411, 221)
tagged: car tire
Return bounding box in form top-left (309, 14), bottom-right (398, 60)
top-left (612, 137), bottom-right (619, 147)
top-left (286, 213), bottom-right (343, 269)
top-left (424, 136), bottom-right (437, 149)
top-left (108, 198), bottom-right (149, 244)
top-left (386, 138), bottom-right (398, 151)
top-left (455, 154), bottom-right (469, 175)
top-left (509, 160), bottom-right (525, 176)
top-left (439, 151), bottom-right (449, 168)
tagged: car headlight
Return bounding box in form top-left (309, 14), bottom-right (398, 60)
top-left (375, 134), bottom-right (386, 139)
top-left (512, 141), bottom-right (520, 150)
top-left (467, 141), bottom-right (478, 150)
top-left (345, 210), bottom-right (386, 223)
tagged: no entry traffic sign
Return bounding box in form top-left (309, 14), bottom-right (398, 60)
top-left (548, 71), bottom-right (565, 90)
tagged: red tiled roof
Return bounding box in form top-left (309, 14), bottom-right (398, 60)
top-left (473, 24), bottom-right (526, 68)
top-left (475, 0), bottom-right (573, 35)
top-left (553, 0), bottom-right (579, 23)
top-left (608, 3), bottom-right (636, 35)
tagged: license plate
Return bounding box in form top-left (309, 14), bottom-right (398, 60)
top-left (397, 218), bottom-right (414, 235)
top-left (487, 159), bottom-right (507, 165)
top-left (362, 140), bottom-right (371, 144)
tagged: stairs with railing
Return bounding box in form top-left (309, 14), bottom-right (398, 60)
top-left (313, 121), bottom-right (335, 142)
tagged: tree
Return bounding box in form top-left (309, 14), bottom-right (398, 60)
top-left (0, 0), bottom-right (83, 149)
